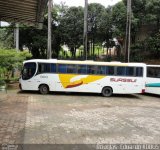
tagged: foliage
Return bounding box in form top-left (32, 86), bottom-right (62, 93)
top-left (19, 25), bottom-right (48, 58)
top-left (130, 31), bottom-right (160, 61)
top-left (0, 28), bottom-right (14, 49)
top-left (145, 0), bottom-right (160, 31)
top-left (1, 1), bottom-right (160, 61)
top-left (97, 6), bottom-right (113, 42)
top-left (112, 1), bottom-right (127, 38)
top-left (87, 3), bottom-right (107, 55)
top-left (59, 6), bottom-right (84, 57)
top-left (0, 5), bottom-right (62, 59)
top-left (0, 49), bottom-right (32, 79)
top-left (144, 32), bottom-right (160, 56)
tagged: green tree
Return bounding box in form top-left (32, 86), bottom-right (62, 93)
top-left (88, 3), bottom-right (106, 56)
top-left (0, 49), bottom-right (32, 79)
top-left (0, 28), bottom-right (14, 49)
top-left (19, 4), bottom-right (62, 59)
top-left (130, 0), bottom-right (160, 59)
top-left (97, 7), bottom-right (114, 56)
top-left (59, 6), bottom-right (84, 58)
top-left (145, 0), bottom-right (160, 32)
top-left (112, 1), bottom-right (127, 43)
top-left (0, 5), bottom-right (62, 59)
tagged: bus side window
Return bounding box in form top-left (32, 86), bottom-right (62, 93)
top-left (154, 67), bottom-right (160, 78)
top-left (147, 67), bottom-right (154, 77)
top-left (51, 64), bottom-right (56, 73)
top-left (58, 64), bottom-right (67, 73)
top-left (87, 65), bottom-right (97, 74)
top-left (106, 66), bottom-right (114, 75)
top-left (38, 64), bottom-right (42, 73)
top-left (97, 66), bottom-right (106, 75)
top-left (38, 63), bottom-right (51, 73)
top-left (116, 67), bottom-right (126, 76)
top-left (147, 67), bottom-right (160, 78)
top-left (77, 65), bottom-right (87, 74)
top-left (67, 65), bottom-right (77, 74)
top-left (126, 67), bottom-right (134, 76)
top-left (157, 68), bottom-right (160, 78)
top-left (136, 67), bottom-right (143, 77)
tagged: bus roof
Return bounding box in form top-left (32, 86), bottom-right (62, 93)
top-left (147, 65), bottom-right (160, 67)
top-left (24, 59), bottom-right (146, 66)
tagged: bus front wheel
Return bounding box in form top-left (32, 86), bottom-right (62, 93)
top-left (39, 84), bottom-right (49, 94)
top-left (102, 87), bottom-right (113, 97)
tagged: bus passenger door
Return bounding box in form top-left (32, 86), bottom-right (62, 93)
top-left (21, 78), bottom-right (38, 90)
top-left (21, 62), bottom-right (37, 91)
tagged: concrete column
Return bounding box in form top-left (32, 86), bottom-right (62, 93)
top-left (83, 0), bottom-right (88, 60)
top-left (16, 23), bottom-right (19, 51)
top-left (47, 0), bottom-right (52, 59)
top-left (125, 0), bottom-right (131, 62)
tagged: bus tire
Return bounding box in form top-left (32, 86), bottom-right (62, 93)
top-left (102, 87), bottom-right (113, 97)
top-left (39, 84), bottom-right (49, 94)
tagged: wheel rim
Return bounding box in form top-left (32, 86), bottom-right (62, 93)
top-left (104, 89), bottom-right (110, 95)
top-left (40, 86), bottom-right (48, 94)
top-left (42, 87), bottom-right (47, 93)
top-left (103, 87), bottom-right (112, 96)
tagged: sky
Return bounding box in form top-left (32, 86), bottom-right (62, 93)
top-left (54, 0), bottom-right (121, 7)
top-left (0, 21), bottom-right (9, 27)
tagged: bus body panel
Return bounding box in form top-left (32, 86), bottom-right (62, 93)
top-left (145, 77), bottom-right (160, 95)
top-left (21, 78), bottom-right (38, 91)
top-left (21, 74), bottom-right (145, 94)
top-left (145, 65), bottom-right (160, 95)
top-left (19, 59), bottom-right (146, 95)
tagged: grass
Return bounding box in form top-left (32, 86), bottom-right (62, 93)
top-left (59, 45), bottom-right (105, 59)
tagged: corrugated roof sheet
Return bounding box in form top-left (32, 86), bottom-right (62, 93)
top-left (0, 0), bottom-right (48, 27)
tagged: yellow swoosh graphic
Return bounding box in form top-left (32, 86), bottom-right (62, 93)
top-left (58, 74), bottom-right (105, 88)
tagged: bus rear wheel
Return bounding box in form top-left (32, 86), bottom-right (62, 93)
top-left (39, 84), bottom-right (49, 94)
top-left (102, 87), bottom-right (113, 97)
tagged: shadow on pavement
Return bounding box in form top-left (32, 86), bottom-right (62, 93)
top-left (17, 90), bottom-right (140, 99)
top-left (142, 93), bottom-right (160, 98)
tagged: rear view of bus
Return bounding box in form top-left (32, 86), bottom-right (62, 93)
top-left (146, 65), bottom-right (160, 95)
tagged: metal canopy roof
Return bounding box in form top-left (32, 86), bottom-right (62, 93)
top-left (0, 0), bottom-right (48, 27)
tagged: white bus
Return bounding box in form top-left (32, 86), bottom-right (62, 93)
top-left (145, 65), bottom-right (160, 95)
top-left (19, 59), bottom-right (146, 97)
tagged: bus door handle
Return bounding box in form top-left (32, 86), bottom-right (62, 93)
top-left (37, 81), bottom-right (41, 83)
top-left (28, 81), bottom-right (31, 82)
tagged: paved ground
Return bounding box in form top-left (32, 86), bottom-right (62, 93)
top-left (0, 90), bottom-right (160, 145)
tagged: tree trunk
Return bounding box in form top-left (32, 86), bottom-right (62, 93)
top-left (92, 40), bottom-right (95, 59)
top-left (157, 17), bottom-right (160, 32)
top-left (106, 47), bottom-right (109, 56)
top-left (11, 69), bottom-right (14, 78)
top-left (70, 47), bottom-right (74, 58)
top-left (74, 47), bottom-right (76, 58)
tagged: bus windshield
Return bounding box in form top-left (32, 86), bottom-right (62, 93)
top-left (22, 62), bottom-right (36, 80)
